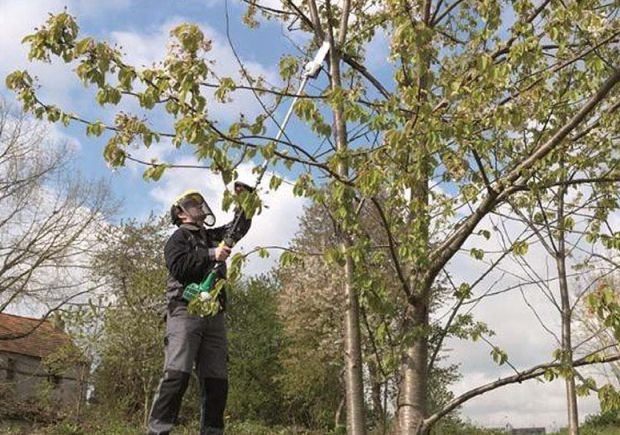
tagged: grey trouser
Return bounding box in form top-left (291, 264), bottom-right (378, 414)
top-left (147, 304), bottom-right (228, 435)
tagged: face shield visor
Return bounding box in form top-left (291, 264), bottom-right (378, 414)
top-left (177, 193), bottom-right (216, 227)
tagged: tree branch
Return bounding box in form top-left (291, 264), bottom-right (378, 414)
top-left (423, 352), bottom-right (620, 431)
top-left (370, 197), bottom-right (413, 301)
top-left (428, 65), bottom-right (620, 281)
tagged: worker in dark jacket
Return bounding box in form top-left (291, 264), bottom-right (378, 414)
top-left (148, 184), bottom-right (252, 435)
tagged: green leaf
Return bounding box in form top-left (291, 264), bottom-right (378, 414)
top-left (543, 368), bottom-right (557, 382)
top-left (279, 55), bottom-right (299, 80)
top-left (280, 251), bottom-right (303, 267)
top-left (512, 240), bottom-right (528, 256)
top-left (269, 175), bottom-right (283, 191)
top-left (470, 248), bottom-right (485, 260)
top-left (563, 217), bottom-right (575, 231)
top-left (456, 283), bottom-right (472, 299)
top-left (74, 37), bottom-right (94, 56)
top-left (215, 77), bottom-right (236, 103)
top-left (142, 164), bottom-right (168, 182)
top-left (325, 248), bottom-right (345, 266)
top-left (490, 347), bottom-right (508, 365)
top-left (170, 23), bottom-right (206, 54)
top-left (86, 121), bottom-right (106, 137)
top-left (118, 67), bottom-right (137, 91)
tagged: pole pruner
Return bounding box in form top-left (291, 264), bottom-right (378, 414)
top-left (184, 41), bottom-right (331, 316)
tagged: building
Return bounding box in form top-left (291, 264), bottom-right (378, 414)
top-left (511, 429), bottom-right (546, 435)
top-left (493, 425), bottom-right (547, 435)
top-left (0, 312), bottom-right (87, 408)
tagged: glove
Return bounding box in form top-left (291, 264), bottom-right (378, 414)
top-left (234, 181), bottom-right (254, 194)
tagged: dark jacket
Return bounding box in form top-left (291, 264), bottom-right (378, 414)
top-left (164, 212), bottom-right (251, 308)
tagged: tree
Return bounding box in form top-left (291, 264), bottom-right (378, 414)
top-left (505, 148), bottom-right (620, 434)
top-left (576, 268), bottom-right (620, 389)
top-left (573, 263), bottom-right (620, 416)
top-left (77, 215), bottom-right (169, 425)
top-left (277, 203), bottom-right (347, 430)
top-left (8, 3), bottom-right (620, 433)
top-left (278, 200), bottom-right (468, 433)
top-left (0, 99), bottom-right (114, 333)
top-left (226, 275), bottom-right (287, 426)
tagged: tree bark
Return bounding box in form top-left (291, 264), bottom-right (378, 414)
top-left (397, 1), bottom-right (433, 428)
top-left (335, 396), bottom-right (345, 430)
top-left (325, 0), bottom-right (366, 432)
top-left (398, 302), bottom-right (430, 435)
top-left (556, 181), bottom-right (580, 435)
top-left (367, 358), bottom-right (384, 419)
top-left (342, 254), bottom-right (367, 434)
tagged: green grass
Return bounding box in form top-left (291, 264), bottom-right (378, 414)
top-left (550, 427), bottom-right (620, 435)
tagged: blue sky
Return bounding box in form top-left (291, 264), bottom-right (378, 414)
top-left (0, 0), bottom-right (308, 221)
top-left (0, 0), bottom-right (393, 274)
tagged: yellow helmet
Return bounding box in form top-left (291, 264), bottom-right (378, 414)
top-left (174, 189), bottom-right (205, 206)
top-left (171, 189), bottom-right (215, 227)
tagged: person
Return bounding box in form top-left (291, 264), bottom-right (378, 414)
top-left (147, 184), bottom-right (252, 435)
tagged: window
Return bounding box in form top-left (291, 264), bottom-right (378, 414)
top-left (47, 374), bottom-right (61, 388)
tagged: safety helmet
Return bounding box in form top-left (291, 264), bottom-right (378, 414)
top-left (170, 189), bottom-right (216, 227)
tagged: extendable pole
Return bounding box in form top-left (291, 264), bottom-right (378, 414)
top-left (254, 40), bottom-right (330, 187)
top-left (228, 41), bottom-right (331, 236)
top-left (190, 42), bottom-right (332, 315)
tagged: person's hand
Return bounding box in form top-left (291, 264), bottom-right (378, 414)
top-left (215, 245), bottom-right (231, 262)
top-left (234, 181), bottom-right (254, 195)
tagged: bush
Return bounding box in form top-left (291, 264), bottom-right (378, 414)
top-left (549, 410), bottom-right (620, 435)
top-left (583, 409), bottom-right (620, 427)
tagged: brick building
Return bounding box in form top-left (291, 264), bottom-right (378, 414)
top-left (0, 312), bottom-right (87, 408)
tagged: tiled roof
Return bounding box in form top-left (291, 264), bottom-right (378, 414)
top-left (0, 312), bottom-right (74, 359)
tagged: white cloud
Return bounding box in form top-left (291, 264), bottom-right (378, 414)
top-left (110, 18), bottom-right (280, 123)
top-left (0, 0), bottom-right (78, 106)
top-left (0, 0), bottom-right (133, 106)
top-left (110, 24), bottom-right (170, 69)
top-left (0, 113), bottom-right (112, 317)
top-left (146, 157), bottom-right (307, 275)
top-left (454, 374), bottom-right (601, 431)
top-left (438, 202), bottom-right (620, 429)
top-left (45, 122), bottom-right (83, 151)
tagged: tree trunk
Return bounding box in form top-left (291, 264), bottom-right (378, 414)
top-left (397, 4), bottom-right (433, 431)
top-left (143, 375), bottom-right (153, 429)
top-left (368, 358), bottom-right (384, 418)
top-left (343, 253), bottom-right (367, 434)
top-left (556, 183), bottom-right (579, 435)
top-left (397, 303), bottom-right (429, 435)
top-left (327, 13), bottom-right (367, 433)
top-left (335, 396), bottom-right (345, 430)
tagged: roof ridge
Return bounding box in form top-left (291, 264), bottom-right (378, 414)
top-left (0, 312), bottom-right (74, 360)
top-left (0, 312), bottom-right (50, 322)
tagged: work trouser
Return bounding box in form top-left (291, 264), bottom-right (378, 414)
top-left (147, 303), bottom-right (228, 435)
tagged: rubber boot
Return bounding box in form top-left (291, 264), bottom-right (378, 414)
top-left (199, 377), bottom-right (228, 435)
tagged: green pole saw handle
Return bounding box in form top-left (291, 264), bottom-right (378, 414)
top-left (182, 269), bottom-right (218, 302)
top-left (183, 239), bottom-right (231, 303)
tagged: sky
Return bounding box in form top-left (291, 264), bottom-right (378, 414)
top-left (0, 0), bottom-right (617, 431)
